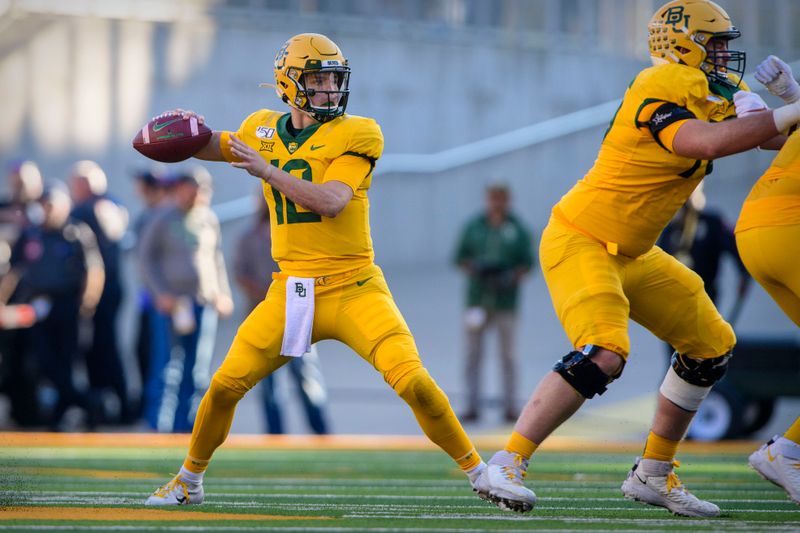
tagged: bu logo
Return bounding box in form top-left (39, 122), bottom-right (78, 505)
top-left (664, 6), bottom-right (685, 26)
top-left (295, 283), bottom-right (307, 298)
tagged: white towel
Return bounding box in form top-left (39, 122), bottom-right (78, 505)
top-left (281, 276), bottom-right (315, 357)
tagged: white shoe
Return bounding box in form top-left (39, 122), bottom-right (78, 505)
top-left (483, 451), bottom-right (537, 513)
top-left (621, 458), bottom-right (719, 517)
top-left (468, 462), bottom-right (492, 503)
top-left (749, 435), bottom-right (800, 505)
top-left (145, 474), bottom-right (204, 506)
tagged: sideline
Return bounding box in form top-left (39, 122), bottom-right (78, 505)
top-left (0, 432), bottom-right (759, 454)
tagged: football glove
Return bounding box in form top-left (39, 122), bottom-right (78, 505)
top-left (733, 90), bottom-right (769, 118)
top-left (754, 55), bottom-right (800, 104)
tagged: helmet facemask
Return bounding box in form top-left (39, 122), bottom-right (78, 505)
top-left (291, 66), bottom-right (350, 123)
top-left (272, 33), bottom-right (352, 123)
top-left (648, 1), bottom-right (746, 89)
top-left (697, 33), bottom-right (746, 88)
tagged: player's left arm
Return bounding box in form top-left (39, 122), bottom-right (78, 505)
top-left (228, 135), bottom-right (353, 218)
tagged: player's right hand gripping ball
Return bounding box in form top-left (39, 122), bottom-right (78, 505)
top-left (132, 113), bottom-right (212, 163)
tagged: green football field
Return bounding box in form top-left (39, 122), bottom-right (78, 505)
top-left (0, 434), bottom-right (797, 532)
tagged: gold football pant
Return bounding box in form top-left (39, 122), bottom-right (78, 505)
top-left (186, 264), bottom-right (479, 472)
top-left (539, 216), bottom-right (735, 359)
top-left (736, 225), bottom-right (800, 326)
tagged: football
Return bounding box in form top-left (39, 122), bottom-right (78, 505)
top-left (132, 113), bottom-right (212, 163)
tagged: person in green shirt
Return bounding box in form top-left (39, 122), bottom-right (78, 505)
top-left (454, 182), bottom-right (534, 423)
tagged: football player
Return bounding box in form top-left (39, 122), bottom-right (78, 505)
top-left (735, 54), bottom-right (800, 506)
top-left (144, 33), bottom-right (489, 505)
top-left (479, 0), bottom-right (800, 516)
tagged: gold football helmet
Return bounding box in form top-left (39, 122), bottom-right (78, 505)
top-left (271, 33), bottom-right (350, 123)
top-left (648, 0), bottom-right (745, 87)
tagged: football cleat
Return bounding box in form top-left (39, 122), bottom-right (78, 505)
top-left (468, 462), bottom-right (492, 503)
top-left (621, 457), bottom-right (719, 517)
top-left (483, 451), bottom-right (537, 513)
top-left (145, 474), bottom-right (204, 506)
top-left (749, 435), bottom-right (800, 505)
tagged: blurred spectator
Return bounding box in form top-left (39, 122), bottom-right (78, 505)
top-left (131, 168), bottom-right (170, 420)
top-left (68, 160), bottom-right (131, 424)
top-left (138, 166), bottom-right (233, 432)
top-left (1, 183), bottom-right (104, 430)
top-left (233, 192), bottom-right (329, 434)
top-left (657, 183), bottom-right (751, 320)
top-left (454, 182), bottom-right (534, 423)
top-left (0, 160), bottom-right (44, 275)
top-left (0, 160), bottom-right (44, 426)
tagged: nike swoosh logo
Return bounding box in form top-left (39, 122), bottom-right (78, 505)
top-left (153, 118), bottom-right (182, 132)
top-left (176, 496), bottom-right (187, 504)
top-left (356, 277), bottom-right (373, 287)
top-left (310, 144), bottom-right (325, 151)
top-left (767, 448), bottom-right (776, 462)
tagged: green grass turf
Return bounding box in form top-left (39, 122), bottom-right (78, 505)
top-left (0, 445), bottom-right (798, 532)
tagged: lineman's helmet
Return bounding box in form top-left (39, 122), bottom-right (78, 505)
top-left (648, 0), bottom-right (745, 87)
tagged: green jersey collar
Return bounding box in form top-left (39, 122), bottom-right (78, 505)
top-left (276, 113), bottom-right (322, 152)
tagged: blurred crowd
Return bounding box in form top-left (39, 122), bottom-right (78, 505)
top-left (0, 160), bottom-right (747, 436)
top-left (0, 159), bottom-right (236, 433)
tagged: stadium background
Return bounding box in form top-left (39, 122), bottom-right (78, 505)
top-left (0, 0), bottom-right (797, 436)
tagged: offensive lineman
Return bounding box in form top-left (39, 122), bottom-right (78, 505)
top-left (144, 33), bottom-right (489, 505)
top-left (736, 54), bottom-right (800, 506)
top-left (478, 0), bottom-right (800, 516)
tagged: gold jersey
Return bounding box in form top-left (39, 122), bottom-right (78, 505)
top-left (736, 129), bottom-right (800, 233)
top-left (554, 63), bottom-right (744, 258)
top-left (220, 110), bottom-right (384, 277)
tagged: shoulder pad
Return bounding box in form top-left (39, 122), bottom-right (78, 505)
top-left (238, 109), bottom-right (282, 131)
top-left (338, 114), bottom-right (384, 161)
top-left (633, 64), bottom-right (709, 106)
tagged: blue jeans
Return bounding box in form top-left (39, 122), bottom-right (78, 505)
top-left (143, 301), bottom-right (217, 432)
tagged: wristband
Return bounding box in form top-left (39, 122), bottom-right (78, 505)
top-left (773, 101), bottom-right (800, 133)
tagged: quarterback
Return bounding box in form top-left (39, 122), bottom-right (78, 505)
top-left (736, 54), bottom-right (800, 506)
top-left (145, 33), bottom-right (489, 505)
top-left (478, 0), bottom-right (800, 517)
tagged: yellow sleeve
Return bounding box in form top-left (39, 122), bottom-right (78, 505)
top-left (655, 121), bottom-right (685, 152)
top-left (323, 155), bottom-right (372, 192)
top-left (324, 116), bottom-right (384, 191)
top-left (344, 116), bottom-right (384, 161)
top-left (219, 131), bottom-right (236, 162)
top-left (219, 111), bottom-right (262, 162)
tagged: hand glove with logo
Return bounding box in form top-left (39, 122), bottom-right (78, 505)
top-left (755, 55), bottom-right (800, 104)
top-left (733, 91), bottom-right (769, 118)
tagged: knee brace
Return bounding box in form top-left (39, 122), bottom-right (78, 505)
top-left (553, 344), bottom-right (624, 399)
top-left (659, 351), bottom-right (732, 411)
top-left (670, 351), bottom-right (731, 386)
